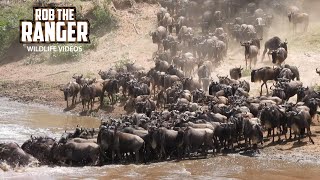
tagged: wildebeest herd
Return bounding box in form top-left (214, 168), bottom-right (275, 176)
top-left (1, 0), bottom-right (320, 168)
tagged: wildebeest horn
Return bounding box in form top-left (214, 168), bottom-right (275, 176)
top-left (270, 85), bottom-right (275, 90)
top-left (316, 68), bottom-right (320, 73)
top-left (72, 73), bottom-right (77, 78)
top-left (130, 60), bottom-right (136, 65)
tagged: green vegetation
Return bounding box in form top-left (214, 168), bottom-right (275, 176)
top-left (288, 24), bottom-right (320, 53)
top-left (242, 69), bottom-right (251, 77)
top-left (0, 2), bottom-right (33, 60)
top-left (115, 52), bottom-right (131, 71)
top-left (315, 84), bottom-right (320, 92)
top-left (83, 35), bottom-right (98, 50)
top-left (85, 71), bottom-right (96, 78)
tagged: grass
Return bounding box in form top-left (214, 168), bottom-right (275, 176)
top-left (242, 69), bottom-right (251, 77)
top-left (85, 72), bottom-right (96, 78)
top-left (287, 24), bottom-right (320, 53)
top-left (314, 84), bottom-right (320, 92)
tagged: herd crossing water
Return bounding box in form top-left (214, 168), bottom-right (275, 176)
top-left (1, 98), bottom-right (320, 179)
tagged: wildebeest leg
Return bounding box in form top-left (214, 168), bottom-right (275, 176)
top-left (82, 100), bottom-right (85, 110)
top-left (260, 82), bottom-right (264, 96)
top-left (265, 82), bottom-right (269, 95)
top-left (267, 128), bottom-right (271, 137)
top-left (111, 150), bottom-right (115, 164)
top-left (100, 94), bottom-right (104, 107)
top-left (72, 96), bottom-right (75, 105)
top-left (91, 99), bottom-right (94, 110)
top-left (135, 150), bottom-right (140, 163)
top-left (307, 127), bottom-right (315, 144)
top-left (66, 98), bottom-right (69, 108)
top-left (277, 128), bottom-right (281, 142)
top-left (262, 48), bottom-right (267, 61)
top-left (289, 128), bottom-right (292, 139)
top-left (272, 128), bottom-right (275, 142)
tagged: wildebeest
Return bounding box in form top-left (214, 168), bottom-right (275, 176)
top-left (284, 64), bottom-right (300, 80)
top-left (270, 47), bottom-right (287, 65)
top-left (22, 136), bottom-right (56, 164)
top-left (98, 69), bottom-right (118, 80)
top-left (157, 7), bottom-right (168, 26)
top-left (261, 36), bottom-right (282, 61)
top-left (316, 68), bottom-right (320, 76)
top-left (251, 67), bottom-right (280, 95)
top-left (243, 118), bottom-right (263, 150)
top-left (182, 127), bottom-right (215, 158)
top-left (149, 127), bottom-right (184, 160)
top-left (101, 79), bottom-right (119, 105)
top-left (229, 67), bottom-right (243, 80)
top-left (259, 104), bottom-right (286, 142)
top-left (60, 81), bottom-right (80, 108)
top-left (240, 41), bottom-right (258, 69)
top-left (161, 13), bottom-right (175, 34)
top-left (80, 82), bottom-right (103, 110)
top-left (97, 127), bottom-right (145, 163)
top-left (285, 110), bottom-right (314, 144)
top-left (0, 142), bottom-right (38, 168)
top-left (50, 141), bottom-right (100, 166)
top-left (288, 12), bottom-right (309, 33)
top-left (151, 26), bottom-right (168, 51)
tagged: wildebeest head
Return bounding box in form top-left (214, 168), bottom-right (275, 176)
top-left (316, 68), bottom-right (320, 76)
top-left (288, 12), bottom-right (293, 22)
top-left (240, 41), bottom-right (251, 56)
top-left (270, 50), bottom-right (279, 64)
top-left (223, 86), bottom-right (233, 97)
top-left (72, 74), bottom-right (83, 84)
top-left (252, 124), bottom-right (264, 144)
top-left (136, 101), bottom-right (147, 113)
top-left (97, 128), bottom-right (114, 150)
top-left (150, 31), bottom-right (159, 44)
top-left (230, 67), bottom-right (243, 80)
top-left (217, 74), bottom-right (230, 85)
top-left (80, 84), bottom-right (91, 101)
top-left (250, 70), bottom-right (257, 82)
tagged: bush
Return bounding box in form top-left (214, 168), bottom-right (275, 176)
top-left (115, 52), bottom-right (130, 70)
top-left (0, 3), bottom-right (32, 60)
top-left (91, 5), bottom-right (114, 32)
top-left (83, 35), bottom-right (98, 50)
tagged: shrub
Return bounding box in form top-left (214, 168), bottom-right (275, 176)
top-left (83, 35), bottom-right (98, 50)
top-left (0, 3), bottom-right (32, 60)
top-left (91, 5), bottom-right (114, 32)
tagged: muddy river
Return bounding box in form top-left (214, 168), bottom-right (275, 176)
top-left (1, 98), bottom-right (320, 180)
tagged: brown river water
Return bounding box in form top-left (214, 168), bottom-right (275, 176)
top-left (1, 98), bottom-right (320, 180)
